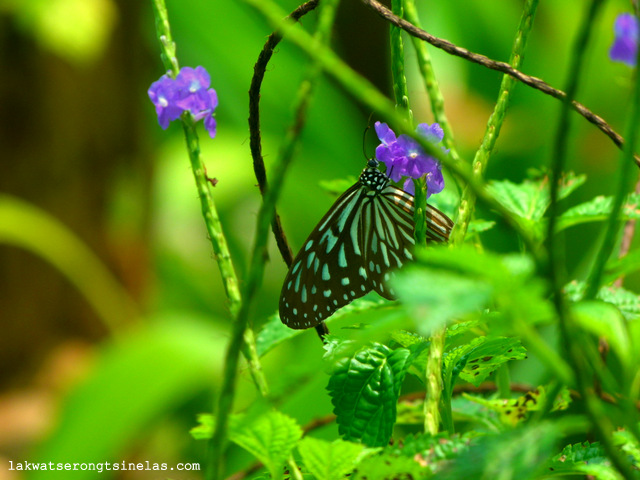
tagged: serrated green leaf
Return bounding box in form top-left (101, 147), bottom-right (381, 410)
top-left (488, 178), bottom-right (550, 222)
top-left (488, 172), bottom-right (586, 223)
top-left (546, 442), bottom-right (623, 480)
top-left (387, 431), bottom-right (474, 462)
top-left (444, 336), bottom-right (526, 389)
top-left (565, 281), bottom-right (640, 321)
top-left (228, 410), bottom-right (303, 479)
top-left (556, 193), bottom-right (640, 232)
top-left (327, 344), bottom-right (411, 446)
top-left (613, 429), bottom-right (640, 464)
top-left (298, 437), bottom-right (367, 480)
top-left (572, 300), bottom-right (632, 370)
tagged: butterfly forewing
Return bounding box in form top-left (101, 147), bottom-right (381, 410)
top-left (279, 184), bottom-right (374, 329)
top-left (279, 165), bottom-right (454, 330)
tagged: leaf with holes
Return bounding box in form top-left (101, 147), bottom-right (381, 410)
top-left (444, 336), bottom-right (526, 390)
top-left (327, 343), bottom-right (411, 447)
top-left (465, 384), bottom-right (571, 427)
top-left (546, 442), bottom-right (624, 480)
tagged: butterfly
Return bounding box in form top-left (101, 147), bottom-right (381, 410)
top-left (278, 159), bottom-right (454, 330)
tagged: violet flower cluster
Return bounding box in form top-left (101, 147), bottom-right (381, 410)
top-left (610, 13), bottom-right (639, 66)
top-left (148, 66), bottom-right (218, 138)
top-left (375, 121), bottom-right (445, 197)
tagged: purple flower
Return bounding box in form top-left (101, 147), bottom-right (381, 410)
top-left (374, 121), bottom-right (445, 197)
top-left (148, 66), bottom-right (218, 138)
top-left (610, 13), bottom-right (639, 66)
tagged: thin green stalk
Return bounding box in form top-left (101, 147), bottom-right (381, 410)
top-left (425, 327), bottom-right (446, 433)
top-left (390, 0), bottom-right (411, 122)
top-left (585, 10), bottom-right (640, 449)
top-left (150, 0), bottom-right (269, 397)
top-left (496, 364), bottom-right (511, 399)
top-left (584, 83), bottom-right (640, 299)
top-left (547, 1), bottom-right (639, 478)
top-left (403, 0), bottom-right (460, 166)
top-left (452, 0), bottom-right (539, 245)
top-left (207, 2), bottom-right (340, 479)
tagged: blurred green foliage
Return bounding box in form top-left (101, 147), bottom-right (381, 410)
top-left (1, 0), bottom-right (639, 478)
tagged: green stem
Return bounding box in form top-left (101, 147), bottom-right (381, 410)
top-left (425, 326), bottom-right (447, 434)
top-left (451, 0), bottom-right (539, 245)
top-left (403, 0), bottom-right (460, 166)
top-left (547, 1), bottom-right (639, 478)
top-left (584, 83), bottom-right (640, 299)
top-left (207, 1), bottom-right (340, 478)
top-left (151, 0), bottom-right (269, 397)
top-left (390, 0), bottom-right (411, 122)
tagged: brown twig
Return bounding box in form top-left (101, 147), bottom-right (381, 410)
top-left (361, 0), bottom-right (640, 167)
top-left (248, 0), bottom-right (320, 269)
top-left (248, 0), bottom-right (331, 341)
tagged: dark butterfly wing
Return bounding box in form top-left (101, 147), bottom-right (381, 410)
top-left (279, 183), bottom-right (374, 329)
top-left (279, 181), bottom-right (454, 330)
top-left (363, 185), bottom-right (454, 299)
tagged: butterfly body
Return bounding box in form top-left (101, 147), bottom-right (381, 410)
top-left (279, 161), bottom-right (453, 330)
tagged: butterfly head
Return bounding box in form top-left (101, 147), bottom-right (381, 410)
top-left (359, 159), bottom-right (389, 193)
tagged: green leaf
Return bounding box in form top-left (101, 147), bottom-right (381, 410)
top-left (613, 429), bottom-right (640, 465)
top-left (392, 266), bottom-right (493, 335)
top-left (571, 300), bottom-right (632, 370)
top-left (488, 172), bottom-right (586, 222)
top-left (565, 281), bottom-right (640, 321)
top-left (353, 453), bottom-right (426, 480)
top-left (393, 246), bottom-right (553, 336)
top-left (387, 431), bottom-right (474, 463)
top-left (444, 336), bottom-right (526, 389)
top-left (466, 219), bottom-right (496, 236)
top-left (297, 437), bottom-right (368, 480)
top-left (464, 384), bottom-right (571, 427)
top-left (437, 422), bottom-right (561, 480)
top-left (546, 442), bottom-right (623, 480)
top-left (228, 410), bottom-right (303, 480)
top-left (488, 178), bottom-right (550, 222)
top-left (556, 193), bottom-right (640, 232)
top-left (327, 344), bottom-right (411, 446)
top-left (604, 248), bottom-right (640, 283)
